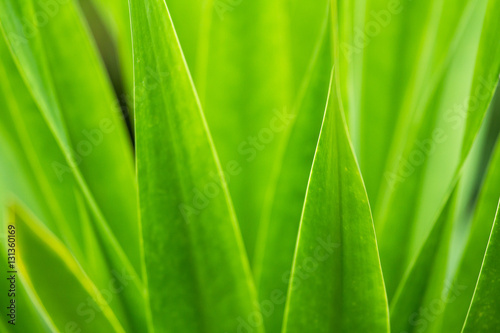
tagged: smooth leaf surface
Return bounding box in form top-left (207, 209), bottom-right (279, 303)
top-left (0, 199), bottom-right (51, 333)
top-left (252, 8), bottom-right (331, 332)
top-left (462, 199), bottom-right (500, 332)
top-left (129, 0), bottom-right (262, 331)
top-left (359, 0), bottom-right (459, 205)
top-left (282, 73), bottom-right (389, 333)
top-left (195, 0), bottom-right (295, 258)
top-left (0, 0), bottom-right (499, 331)
top-left (10, 204), bottom-right (128, 332)
top-left (0, 0), bottom-right (142, 287)
top-left (86, 0), bottom-right (134, 97)
top-left (165, 0), bottom-right (208, 79)
top-left (374, 0), bottom-right (494, 298)
top-left (389, 188), bottom-right (457, 333)
top-left (0, 29), bottom-right (137, 317)
top-left (440, 136), bottom-right (500, 332)
top-left (0, 2), bottom-right (148, 330)
top-left (0, 32), bottom-right (89, 263)
top-left (459, 0), bottom-right (500, 162)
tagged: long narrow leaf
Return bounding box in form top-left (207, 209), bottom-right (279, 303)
top-left (11, 203), bottom-right (129, 332)
top-left (389, 187), bottom-right (457, 333)
top-left (0, 0), bottom-right (142, 288)
top-left (282, 71), bottom-right (389, 332)
top-left (252, 8), bottom-right (331, 332)
top-left (129, 0), bottom-right (262, 331)
top-left (461, 199), bottom-right (500, 332)
top-left (440, 136), bottom-right (500, 332)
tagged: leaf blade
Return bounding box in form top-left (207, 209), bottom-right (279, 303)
top-left (129, 0), bottom-right (263, 331)
top-left (461, 198), bottom-right (500, 332)
top-left (282, 72), bottom-right (389, 333)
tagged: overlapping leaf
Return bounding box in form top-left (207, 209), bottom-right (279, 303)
top-left (195, 0), bottom-right (295, 258)
top-left (252, 6), bottom-right (331, 332)
top-left (461, 199), bottom-right (500, 332)
top-left (0, 0), bottom-right (146, 330)
top-left (440, 136), bottom-right (500, 332)
top-left (282, 72), bottom-right (389, 332)
top-left (389, 187), bottom-right (457, 333)
top-left (0, 0), bottom-right (141, 279)
top-left (129, 0), bottom-right (262, 331)
top-left (9, 204), bottom-right (129, 332)
top-left (374, 0), bottom-right (497, 297)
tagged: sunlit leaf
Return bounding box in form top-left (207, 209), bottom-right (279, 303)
top-left (389, 187), bottom-right (457, 333)
top-left (282, 72), bottom-right (389, 333)
top-left (461, 199), bottom-right (500, 332)
top-left (252, 7), bottom-right (331, 332)
top-left (11, 203), bottom-right (129, 332)
top-left (374, 0), bottom-right (495, 298)
top-left (440, 136), bottom-right (500, 332)
top-left (129, 0), bottom-right (262, 331)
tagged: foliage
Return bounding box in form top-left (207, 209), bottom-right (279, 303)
top-left (0, 0), bottom-right (499, 332)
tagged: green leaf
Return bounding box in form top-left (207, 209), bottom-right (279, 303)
top-left (195, 0), bottom-right (295, 258)
top-left (0, 203), bottom-right (51, 332)
top-left (252, 8), bottom-right (331, 332)
top-left (86, 0), bottom-right (134, 102)
top-left (129, 0), bottom-right (262, 331)
top-left (389, 187), bottom-right (457, 333)
top-left (0, 35), bottom-right (56, 228)
top-left (165, 0), bottom-right (208, 79)
top-left (0, 2), bottom-right (146, 329)
top-left (459, 0), bottom-right (500, 162)
top-left (358, 0), bottom-right (465, 205)
top-left (0, 32), bottom-right (86, 261)
top-left (374, 0), bottom-right (494, 298)
top-left (0, 0), bottom-right (142, 289)
top-left (0, 34), bottom-right (122, 313)
top-left (334, 0), bottom-right (366, 147)
top-left (461, 198), bottom-right (500, 332)
top-left (440, 136), bottom-right (500, 332)
top-left (282, 72), bottom-right (389, 333)
top-left (10, 203), bottom-right (129, 332)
